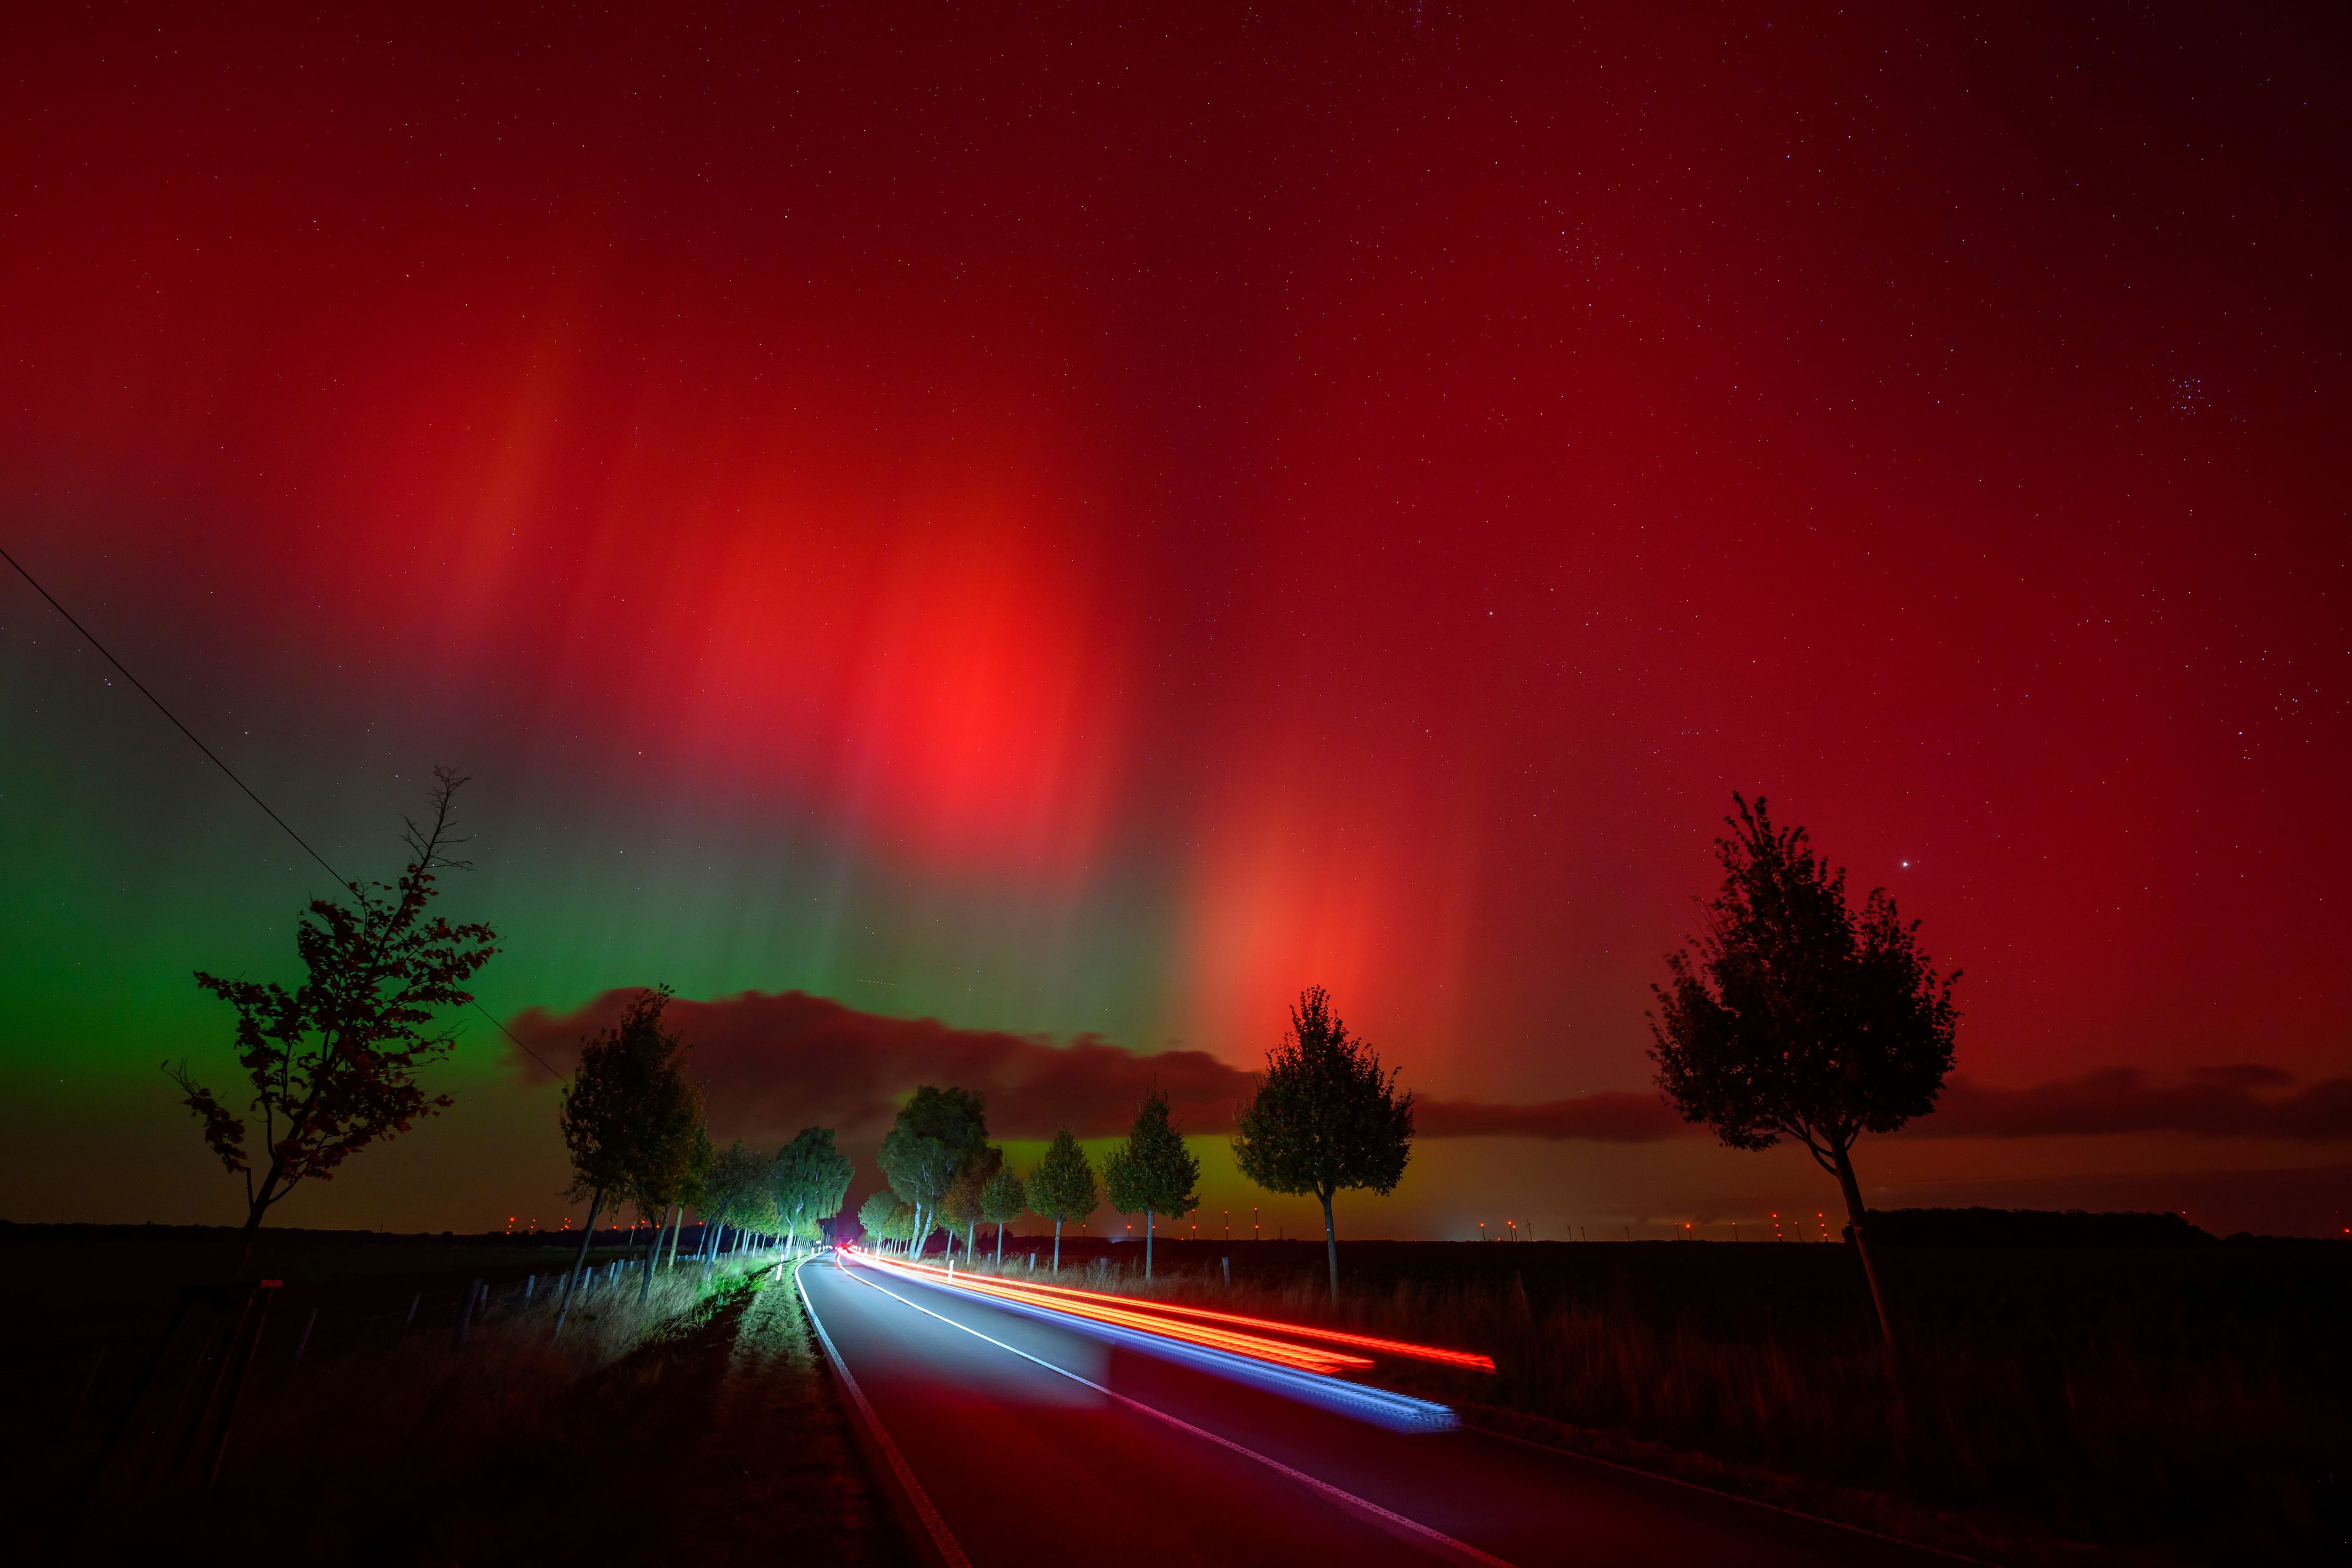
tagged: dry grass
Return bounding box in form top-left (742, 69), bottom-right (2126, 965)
top-left (16, 1248), bottom-right (900, 1568)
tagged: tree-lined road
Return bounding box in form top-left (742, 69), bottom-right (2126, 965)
top-left (799, 1255), bottom-right (1958, 1568)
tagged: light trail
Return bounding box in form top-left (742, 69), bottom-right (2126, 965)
top-left (908, 1261), bottom-right (1498, 1372)
top-left (843, 1249), bottom-right (1371, 1373)
top-left (839, 1248), bottom-right (1494, 1373)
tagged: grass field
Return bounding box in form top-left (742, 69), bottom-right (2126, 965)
top-left (1, 1224), bottom-right (905, 1567)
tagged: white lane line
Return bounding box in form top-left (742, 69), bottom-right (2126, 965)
top-left (797, 1259), bottom-right (972, 1568)
top-left (835, 1257), bottom-right (1518, 1568)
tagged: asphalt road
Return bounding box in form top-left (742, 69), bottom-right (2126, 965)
top-left (798, 1254), bottom-right (1962, 1568)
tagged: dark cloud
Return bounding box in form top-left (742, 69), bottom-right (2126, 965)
top-left (1921, 1068), bottom-right (2352, 1142)
top-left (507, 989), bottom-right (1251, 1147)
top-left (2190, 1063), bottom-right (2297, 1088)
top-left (506, 990), bottom-right (2352, 1152)
top-left (505, 988), bottom-right (1689, 1148)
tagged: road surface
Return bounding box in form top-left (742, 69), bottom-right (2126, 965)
top-left (798, 1254), bottom-right (1961, 1568)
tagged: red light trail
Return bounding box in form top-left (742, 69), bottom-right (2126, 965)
top-left (840, 1248), bottom-right (1494, 1374)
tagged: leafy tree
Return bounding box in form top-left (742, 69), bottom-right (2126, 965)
top-left (699, 1138), bottom-right (768, 1257)
top-left (940, 1144), bottom-right (1005, 1261)
top-left (1232, 986), bottom-right (1415, 1302)
top-left (858, 1190), bottom-right (914, 1250)
top-left (878, 1085), bottom-right (986, 1253)
top-left (675, 1123), bottom-right (714, 1262)
top-left (553, 988), bottom-right (696, 1327)
top-left (981, 1164), bottom-right (1027, 1264)
top-left (1024, 1128), bottom-right (1097, 1273)
top-left (168, 769), bottom-right (496, 1276)
top-left (619, 1021), bottom-right (701, 1303)
top-left (1650, 795), bottom-right (1960, 1354)
top-left (771, 1125), bottom-right (854, 1254)
top-left (1102, 1083), bottom-right (1198, 1280)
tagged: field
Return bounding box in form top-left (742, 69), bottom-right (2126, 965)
top-left (966, 1232), bottom-right (2352, 1565)
top-left (0, 1224), bottom-right (904, 1567)
top-left (10, 1223), bottom-right (2344, 1566)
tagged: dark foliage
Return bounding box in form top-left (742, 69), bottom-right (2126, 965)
top-left (1650, 794), bottom-right (1958, 1348)
top-left (1232, 986), bottom-right (1415, 1299)
top-left (168, 769), bottom-right (496, 1273)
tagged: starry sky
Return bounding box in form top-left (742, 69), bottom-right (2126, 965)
top-left (4, 3), bottom-right (2347, 1237)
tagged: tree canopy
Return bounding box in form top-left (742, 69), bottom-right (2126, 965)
top-left (940, 1142), bottom-right (1005, 1257)
top-left (878, 1084), bottom-right (987, 1253)
top-left (559, 988), bottom-right (700, 1224)
top-left (1103, 1083), bottom-right (1198, 1279)
top-left (1650, 794), bottom-right (1960, 1351)
top-left (1024, 1128), bottom-right (1098, 1272)
top-left (981, 1164), bottom-right (1027, 1263)
top-left (700, 1139), bottom-right (772, 1237)
top-left (169, 768), bottom-right (497, 1275)
top-left (771, 1125), bottom-right (854, 1247)
top-left (1232, 986), bottom-right (1415, 1300)
top-left (857, 1189), bottom-right (914, 1248)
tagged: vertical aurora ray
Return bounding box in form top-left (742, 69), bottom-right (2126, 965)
top-left (2, 5), bottom-right (2348, 1234)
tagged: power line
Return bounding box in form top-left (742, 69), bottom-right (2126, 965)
top-left (1, 542), bottom-right (568, 1085)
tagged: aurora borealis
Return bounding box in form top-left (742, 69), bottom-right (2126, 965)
top-left (3, 5), bottom-right (2346, 1237)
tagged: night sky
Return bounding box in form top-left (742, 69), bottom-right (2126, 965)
top-left (4, 4), bottom-right (2346, 1237)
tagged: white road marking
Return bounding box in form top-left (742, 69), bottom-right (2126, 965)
top-left (829, 1256), bottom-right (1518, 1568)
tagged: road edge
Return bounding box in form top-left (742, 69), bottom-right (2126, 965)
top-left (797, 1253), bottom-right (973, 1568)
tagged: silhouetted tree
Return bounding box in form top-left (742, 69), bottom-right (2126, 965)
top-left (879, 1085), bottom-right (986, 1253)
top-left (1232, 986), bottom-right (1415, 1302)
top-left (1650, 795), bottom-right (1960, 1354)
top-left (553, 988), bottom-right (695, 1330)
top-left (169, 769), bottom-right (497, 1277)
top-left (1025, 1128), bottom-right (1098, 1273)
top-left (981, 1164), bottom-right (1027, 1264)
top-left (1104, 1082), bottom-right (1199, 1280)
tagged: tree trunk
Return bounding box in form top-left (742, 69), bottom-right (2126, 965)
top-left (232, 1164), bottom-right (287, 1278)
top-left (1831, 1145), bottom-right (1899, 1356)
top-left (1321, 1189), bottom-right (1340, 1302)
top-left (640, 1210), bottom-right (669, 1308)
top-left (660, 1204), bottom-right (682, 1270)
top-left (1145, 1208), bottom-right (1154, 1280)
top-left (1053, 1217), bottom-right (1062, 1274)
top-left (554, 1188), bottom-right (604, 1340)
top-left (995, 1220), bottom-right (1004, 1265)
